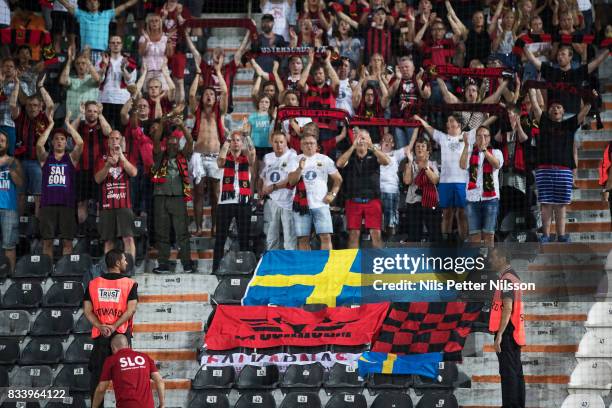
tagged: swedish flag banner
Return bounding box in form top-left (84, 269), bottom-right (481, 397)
top-left (242, 248), bottom-right (485, 307)
top-left (357, 351), bottom-right (442, 378)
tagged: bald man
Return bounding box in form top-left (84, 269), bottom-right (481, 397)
top-left (92, 334), bottom-right (165, 408)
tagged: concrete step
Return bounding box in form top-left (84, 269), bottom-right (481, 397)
top-left (133, 325), bottom-right (203, 349)
top-left (456, 385), bottom-right (567, 408)
top-left (135, 302), bottom-right (213, 323)
top-left (568, 200), bottom-right (609, 211)
top-left (134, 273), bottom-right (218, 296)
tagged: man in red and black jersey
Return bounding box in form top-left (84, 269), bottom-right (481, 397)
top-left (10, 81), bottom-right (53, 216)
top-left (72, 101), bottom-right (112, 228)
top-left (94, 130), bottom-right (138, 262)
top-left (415, 14), bottom-right (460, 68)
top-left (360, 7), bottom-right (394, 66)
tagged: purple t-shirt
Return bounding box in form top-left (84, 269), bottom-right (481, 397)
top-left (41, 153), bottom-right (76, 208)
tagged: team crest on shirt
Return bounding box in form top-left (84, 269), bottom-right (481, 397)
top-left (98, 288), bottom-right (121, 303)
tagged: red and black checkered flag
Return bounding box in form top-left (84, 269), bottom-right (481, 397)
top-left (371, 302), bottom-right (484, 361)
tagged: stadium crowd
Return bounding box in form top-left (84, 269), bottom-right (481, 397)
top-left (0, 0), bottom-right (609, 275)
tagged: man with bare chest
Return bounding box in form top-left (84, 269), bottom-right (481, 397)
top-left (188, 62), bottom-right (228, 235)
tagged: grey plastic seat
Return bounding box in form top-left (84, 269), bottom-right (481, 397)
top-left (19, 337), bottom-right (64, 365)
top-left (0, 365), bottom-right (8, 387)
top-left (13, 254), bottom-right (52, 278)
top-left (217, 251), bottom-right (257, 275)
top-left (323, 393), bottom-right (367, 408)
top-left (370, 392), bottom-right (413, 408)
top-left (30, 308), bottom-right (74, 336)
top-left (415, 390), bottom-right (458, 408)
top-left (235, 365), bottom-right (279, 390)
top-left (280, 363), bottom-right (325, 392)
top-left (72, 313), bottom-right (92, 334)
top-left (0, 337), bottom-right (20, 364)
top-left (191, 365), bottom-right (235, 390)
top-left (64, 335), bottom-right (94, 363)
top-left (53, 254), bottom-right (93, 277)
top-left (42, 281), bottom-right (83, 307)
top-left (53, 364), bottom-right (90, 392)
top-left (211, 277), bottom-right (250, 305)
top-left (2, 280), bottom-right (43, 308)
top-left (234, 392), bottom-right (276, 408)
top-left (279, 392), bottom-right (322, 408)
top-left (9, 365), bottom-right (53, 387)
top-left (324, 363), bottom-right (365, 394)
top-left (188, 392), bottom-right (229, 408)
top-left (0, 310), bottom-right (30, 336)
top-left (45, 394), bottom-right (88, 408)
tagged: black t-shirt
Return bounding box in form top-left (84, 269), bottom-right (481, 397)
top-left (536, 113), bottom-right (579, 168)
top-left (540, 63), bottom-right (589, 114)
top-left (342, 150), bottom-right (381, 200)
top-left (254, 33), bottom-right (287, 73)
top-left (84, 273), bottom-right (139, 302)
top-left (464, 29), bottom-right (491, 66)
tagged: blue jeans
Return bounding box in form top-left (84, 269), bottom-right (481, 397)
top-left (393, 127), bottom-right (414, 149)
top-left (381, 192), bottom-right (399, 228)
top-left (20, 159), bottom-right (42, 195)
top-left (466, 199), bottom-right (499, 234)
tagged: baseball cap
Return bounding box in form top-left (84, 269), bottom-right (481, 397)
top-left (262, 14), bottom-right (274, 21)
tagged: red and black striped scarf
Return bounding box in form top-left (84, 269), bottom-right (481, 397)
top-left (292, 177), bottom-right (309, 215)
top-left (501, 132), bottom-right (526, 174)
top-left (221, 152), bottom-right (251, 203)
top-left (468, 147), bottom-right (495, 197)
top-left (414, 165), bottom-right (438, 209)
top-left (151, 153), bottom-right (192, 202)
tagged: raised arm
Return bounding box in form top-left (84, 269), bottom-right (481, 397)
top-left (325, 52), bottom-right (340, 93)
top-left (56, 0), bottom-right (76, 15)
top-left (298, 48), bottom-right (315, 92)
top-left (36, 113), bottom-right (54, 164)
top-left (97, 104), bottom-right (112, 136)
top-left (522, 46), bottom-right (542, 71)
top-left (39, 83), bottom-right (54, 114)
top-left (217, 139), bottom-right (230, 168)
top-left (216, 61), bottom-right (228, 116)
top-left (336, 10), bottom-right (359, 30)
top-left (120, 98), bottom-right (134, 126)
top-left (488, 0), bottom-right (504, 37)
top-left (134, 63), bottom-right (148, 96)
top-left (59, 47), bottom-right (74, 87)
top-left (9, 77), bottom-right (20, 120)
top-left (161, 65), bottom-right (175, 102)
top-left (114, 0), bottom-right (138, 16)
top-left (250, 58), bottom-right (271, 81)
top-left (482, 78), bottom-right (509, 104)
top-left (577, 95), bottom-right (593, 125)
top-left (528, 88), bottom-right (542, 121)
top-left (413, 114), bottom-right (433, 136)
top-left (178, 119), bottom-right (194, 158)
top-left (446, 0), bottom-right (468, 39)
top-left (234, 31), bottom-right (251, 67)
top-left (436, 77), bottom-right (460, 104)
top-left (588, 49), bottom-right (609, 74)
top-left (65, 117), bottom-right (84, 165)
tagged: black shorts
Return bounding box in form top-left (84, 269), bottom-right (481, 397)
top-left (76, 170), bottom-right (97, 202)
top-left (39, 206), bottom-right (78, 240)
top-left (98, 208), bottom-right (135, 241)
top-left (51, 11), bottom-right (79, 36)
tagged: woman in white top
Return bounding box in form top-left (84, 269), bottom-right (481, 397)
top-left (139, 14), bottom-right (171, 90)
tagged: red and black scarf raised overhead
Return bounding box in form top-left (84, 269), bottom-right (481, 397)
top-left (468, 147), bottom-right (496, 198)
top-left (221, 152), bottom-right (251, 203)
top-left (151, 153), bottom-right (192, 202)
top-left (293, 177), bottom-right (309, 215)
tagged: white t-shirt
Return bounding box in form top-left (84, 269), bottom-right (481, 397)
top-left (577, 0), bottom-right (591, 11)
top-left (99, 56), bottom-right (136, 105)
top-left (261, 149), bottom-right (297, 209)
top-left (336, 78), bottom-right (355, 117)
top-left (466, 149), bottom-right (504, 202)
top-left (0, 0), bottom-right (10, 25)
top-left (261, 0), bottom-right (292, 41)
top-left (288, 153), bottom-right (338, 209)
top-left (380, 149), bottom-right (405, 194)
top-left (432, 128), bottom-right (476, 184)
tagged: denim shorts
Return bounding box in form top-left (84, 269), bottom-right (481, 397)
top-left (20, 159), bottom-right (42, 195)
top-left (381, 192), bottom-right (399, 228)
top-left (466, 199), bottom-right (499, 234)
top-left (293, 206), bottom-right (334, 237)
top-left (0, 209), bottom-right (19, 249)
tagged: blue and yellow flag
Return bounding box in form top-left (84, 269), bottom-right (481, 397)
top-left (357, 351), bottom-right (442, 378)
top-left (242, 249), bottom-right (471, 307)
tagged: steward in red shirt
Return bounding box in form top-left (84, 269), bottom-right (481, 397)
top-left (92, 334), bottom-right (165, 408)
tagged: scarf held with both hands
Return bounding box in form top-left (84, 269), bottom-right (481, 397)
top-left (468, 147), bottom-right (496, 198)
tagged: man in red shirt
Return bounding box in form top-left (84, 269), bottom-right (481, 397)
top-left (92, 334), bottom-right (165, 408)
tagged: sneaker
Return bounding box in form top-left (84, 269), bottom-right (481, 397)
top-left (152, 265), bottom-right (170, 274)
top-left (182, 262), bottom-right (196, 273)
top-left (557, 234), bottom-right (571, 243)
top-left (539, 235), bottom-right (551, 243)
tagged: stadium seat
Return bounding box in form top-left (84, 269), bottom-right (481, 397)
top-left (64, 335), bottom-right (94, 363)
top-left (30, 308), bottom-right (74, 336)
top-left (188, 391), bottom-right (230, 408)
top-left (211, 277), bottom-right (250, 305)
top-left (216, 251), bottom-right (257, 275)
top-left (0, 310), bottom-right (30, 336)
top-left (415, 390), bottom-right (459, 408)
top-left (370, 392), bottom-right (413, 408)
top-left (280, 363), bottom-right (325, 392)
top-left (560, 393), bottom-right (605, 408)
top-left (12, 254), bottom-right (52, 278)
top-left (279, 392), bottom-right (322, 408)
top-left (1, 402), bottom-right (41, 408)
top-left (324, 363), bottom-right (365, 393)
top-left (42, 281), bottom-right (84, 307)
top-left (45, 394), bottom-right (88, 408)
top-left (235, 364), bottom-right (279, 390)
top-left (330, 345), bottom-right (368, 354)
top-left (366, 373), bottom-right (413, 391)
top-left (19, 337), bottom-right (64, 365)
top-left (72, 312), bottom-right (92, 334)
top-left (132, 216), bottom-right (147, 237)
top-left (0, 365), bottom-right (8, 387)
top-left (323, 392), bottom-right (367, 408)
top-left (9, 365), bottom-right (54, 388)
top-left (18, 215), bottom-right (37, 238)
top-left (0, 337), bottom-right (20, 364)
top-left (191, 365), bottom-right (235, 390)
top-left (568, 361), bottom-right (612, 396)
top-left (53, 364), bottom-right (90, 392)
top-left (0, 253), bottom-right (10, 279)
top-left (2, 280), bottom-right (44, 308)
top-left (586, 302), bottom-right (612, 328)
top-left (234, 392), bottom-right (276, 408)
top-left (413, 361), bottom-right (457, 392)
top-left (576, 330), bottom-right (612, 362)
top-left (53, 254), bottom-right (93, 277)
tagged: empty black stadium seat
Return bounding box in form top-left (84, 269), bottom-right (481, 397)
top-left (0, 253), bottom-right (10, 279)
top-left (45, 394), bottom-right (88, 408)
top-left (188, 391), bottom-right (230, 408)
top-left (367, 373), bottom-right (413, 391)
top-left (2, 280), bottom-right (43, 308)
top-left (53, 364), bottom-right (90, 392)
top-left (280, 363), bottom-right (324, 392)
top-left (370, 392), bottom-right (413, 408)
top-left (0, 337), bottom-right (20, 364)
top-left (415, 390), bottom-right (458, 408)
top-left (216, 251), bottom-right (257, 275)
top-left (53, 254), bottom-right (93, 277)
top-left (42, 281), bottom-right (83, 307)
top-left (279, 392), bottom-right (322, 408)
top-left (324, 393), bottom-right (367, 408)
top-left (64, 335), bottom-right (94, 363)
top-left (13, 254), bottom-right (52, 278)
top-left (1, 402), bottom-right (41, 408)
top-left (191, 365), bottom-right (235, 390)
top-left (234, 392), bottom-right (276, 408)
top-left (0, 365), bottom-right (8, 386)
top-left (72, 313), bottom-right (92, 334)
top-left (19, 337), bottom-right (64, 365)
top-left (413, 362), bottom-right (457, 392)
top-left (211, 277), bottom-right (250, 305)
top-left (30, 308), bottom-right (74, 336)
top-left (9, 365), bottom-right (54, 387)
top-left (235, 365), bottom-right (279, 389)
top-left (0, 310), bottom-right (30, 336)
top-left (324, 363), bottom-right (365, 393)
